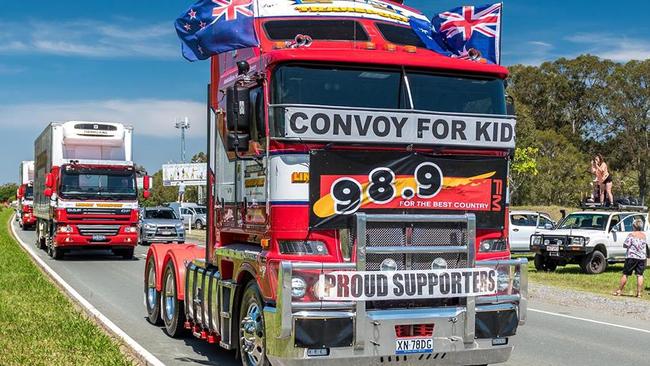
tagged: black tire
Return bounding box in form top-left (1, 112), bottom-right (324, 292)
top-left (582, 250), bottom-right (607, 274)
top-left (161, 261), bottom-right (186, 337)
top-left (194, 220), bottom-right (203, 230)
top-left (239, 282), bottom-right (269, 366)
top-left (144, 256), bottom-right (162, 325)
top-left (48, 243), bottom-right (64, 260)
top-left (534, 254), bottom-right (556, 272)
top-left (140, 240), bottom-right (149, 246)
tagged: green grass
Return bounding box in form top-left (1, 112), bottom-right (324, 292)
top-left (514, 254), bottom-right (650, 299)
top-left (0, 209), bottom-right (134, 366)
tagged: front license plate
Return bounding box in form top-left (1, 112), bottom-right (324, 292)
top-left (547, 245), bottom-right (559, 251)
top-left (161, 230), bottom-right (172, 235)
top-left (92, 235), bottom-right (106, 241)
top-left (395, 338), bottom-right (433, 355)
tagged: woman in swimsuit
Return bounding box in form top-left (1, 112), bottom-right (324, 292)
top-left (594, 154), bottom-right (613, 206)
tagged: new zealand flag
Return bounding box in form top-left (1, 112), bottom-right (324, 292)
top-left (175, 0), bottom-right (259, 61)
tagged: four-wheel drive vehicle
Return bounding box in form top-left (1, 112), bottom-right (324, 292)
top-left (530, 210), bottom-right (649, 274)
top-left (508, 211), bottom-right (554, 252)
top-left (33, 121), bottom-right (148, 260)
top-left (139, 207), bottom-right (185, 245)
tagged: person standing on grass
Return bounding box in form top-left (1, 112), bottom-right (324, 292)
top-left (613, 219), bottom-right (647, 298)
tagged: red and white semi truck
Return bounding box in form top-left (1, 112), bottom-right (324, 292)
top-left (145, 1), bottom-right (527, 365)
top-left (33, 121), bottom-right (148, 259)
top-left (17, 160), bottom-right (36, 230)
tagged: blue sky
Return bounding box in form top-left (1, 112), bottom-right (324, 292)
top-left (1, 0), bottom-right (649, 183)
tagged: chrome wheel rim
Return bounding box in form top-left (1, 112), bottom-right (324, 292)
top-left (164, 271), bottom-right (175, 322)
top-left (146, 265), bottom-right (157, 310)
top-left (241, 302), bottom-right (264, 366)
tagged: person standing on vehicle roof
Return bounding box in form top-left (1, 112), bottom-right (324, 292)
top-left (593, 154), bottom-right (613, 206)
top-left (613, 219), bottom-right (647, 298)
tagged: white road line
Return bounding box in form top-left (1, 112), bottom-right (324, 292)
top-left (530, 308), bottom-right (650, 334)
top-left (9, 216), bottom-right (166, 366)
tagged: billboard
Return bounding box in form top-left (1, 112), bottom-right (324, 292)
top-left (309, 151), bottom-right (507, 229)
top-left (162, 163), bottom-right (207, 186)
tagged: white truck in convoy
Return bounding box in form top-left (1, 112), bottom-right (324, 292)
top-left (530, 209), bottom-right (649, 274)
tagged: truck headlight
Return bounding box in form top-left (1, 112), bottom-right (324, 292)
top-left (57, 225), bottom-right (73, 233)
top-left (431, 257), bottom-right (447, 270)
top-left (278, 240), bottom-right (328, 256)
top-left (291, 277), bottom-right (307, 298)
top-left (381, 258), bottom-right (398, 271)
top-left (175, 223), bottom-right (184, 230)
top-left (479, 238), bottom-right (507, 252)
top-left (125, 226), bottom-right (138, 233)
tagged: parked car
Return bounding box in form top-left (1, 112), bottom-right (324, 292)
top-left (165, 202), bottom-right (207, 229)
top-left (530, 209), bottom-right (649, 274)
top-left (509, 210), bottom-right (555, 252)
top-left (139, 207), bottom-right (185, 245)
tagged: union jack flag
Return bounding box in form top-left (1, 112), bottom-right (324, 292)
top-left (212, 0), bottom-right (254, 21)
top-left (430, 3), bottom-right (502, 64)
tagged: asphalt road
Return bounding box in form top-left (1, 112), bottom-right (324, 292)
top-left (11, 219), bottom-right (650, 366)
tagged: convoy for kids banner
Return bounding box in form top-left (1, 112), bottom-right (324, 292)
top-left (309, 150), bottom-right (508, 229)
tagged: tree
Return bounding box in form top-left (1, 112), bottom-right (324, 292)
top-left (0, 183), bottom-right (18, 203)
top-left (600, 60), bottom-right (650, 204)
top-left (509, 146), bottom-right (538, 204)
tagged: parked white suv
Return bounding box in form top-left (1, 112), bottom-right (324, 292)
top-left (509, 210), bottom-right (555, 252)
top-left (530, 210), bottom-right (649, 274)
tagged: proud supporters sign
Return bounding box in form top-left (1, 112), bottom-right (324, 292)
top-left (283, 106), bottom-right (516, 149)
top-left (317, 268), bottom-right (497, 301)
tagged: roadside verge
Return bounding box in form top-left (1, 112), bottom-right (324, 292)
top-left (5, 210), bottom-right (164, 366)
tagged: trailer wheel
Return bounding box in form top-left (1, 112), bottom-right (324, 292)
top-left (582, 250), bottom-right (606, 274)
top-left (161, 261), bottom-right (186, 337)
top-left (144, 256), bottom-right (162, 325)
top-left (239, 282), bottom-right (269, 366)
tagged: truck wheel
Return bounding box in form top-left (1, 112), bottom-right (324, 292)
top-left (194, 220), bottom-right (203, 230)
top-left (144, 256), bottom-right (162, 325)
top-left (161, 262), bottom-right (186, 337)
top-left (582, 251), bottom-right (607, 274)
top-left (48, 245), bottom-right (64, 260)
top-left (239, 282), bottom-right (269, 366)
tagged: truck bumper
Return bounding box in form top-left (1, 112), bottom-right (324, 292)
top-left (264, 304), bottom-right (517, 366)
top-left (54, 233), bottom-right (137, 247)
top-left (264, 258), bottom-right (527, 366)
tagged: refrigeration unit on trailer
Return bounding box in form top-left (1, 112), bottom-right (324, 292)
top-left (33, 121), bottom-right (150, 259)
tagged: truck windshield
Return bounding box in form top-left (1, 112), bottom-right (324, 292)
top-left (25, 186), bottom-right (34, 199)
top-left (60, 169), bottom-right (137, 200)
top-left (271, 64), bottom-right (506, 133)
top-left (556, 213), bottom-right (608, 230)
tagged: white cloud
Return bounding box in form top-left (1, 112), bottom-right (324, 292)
top-left (0, 99), bottom-right (205, 138)
top-left (528, 41), bottom-right (552, 48)
top-left (0, 19), bottom-right (177, 59)
top-left (565, 33), bottom-right (650, 62)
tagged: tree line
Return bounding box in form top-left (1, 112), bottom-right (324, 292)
top-left (508, 55), bottom-right (649, 206)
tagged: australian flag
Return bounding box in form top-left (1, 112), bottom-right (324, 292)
top-left (175, 0), bottom-right (259, 61)
top-left (412, 3), bottom-right (502, 64)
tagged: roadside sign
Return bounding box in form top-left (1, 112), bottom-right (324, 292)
top-left (162, 163), bottom-right (206, 187)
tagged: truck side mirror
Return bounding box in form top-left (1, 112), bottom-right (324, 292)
top-left (45, 173), bottom-right (53, 188)
top-left (143, 190), bottom-right (151, 199)
top-left (226, 86), bottom-right (251, 133)
top-left (17, 185), bottom-right (24, 199)
top-left (226, 132), bottom-right (250, 152)
top-left (44, 188), bottom-right (53, 197)
top-left (143, 175), bottom-right (150, 190)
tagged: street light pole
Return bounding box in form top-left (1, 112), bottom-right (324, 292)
top-left (174, 117), bottom-right (190, 163)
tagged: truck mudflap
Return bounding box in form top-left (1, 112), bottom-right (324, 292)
top-left (263, 213), bottom-right (528, 366)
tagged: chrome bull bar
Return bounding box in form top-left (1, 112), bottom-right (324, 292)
top-left (277, 213), bottom-right (506, 348)
top-left (476, 258), bottom-right (529, 325)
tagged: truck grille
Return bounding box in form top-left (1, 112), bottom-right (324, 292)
top-left (358, 223), bottom-right (468, 271)
top-left (77, 224), bottom-right (120, 236)
top-left (354, 221), bottom-right (470, 310)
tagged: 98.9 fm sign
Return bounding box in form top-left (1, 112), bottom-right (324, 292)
top-left (308, 151), bottom-right (507, 229)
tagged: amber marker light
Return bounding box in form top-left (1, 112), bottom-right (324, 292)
top-left (261, 238), bottom-right (271, 249)
top-left (403, 45), bottom-right (417, 53)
